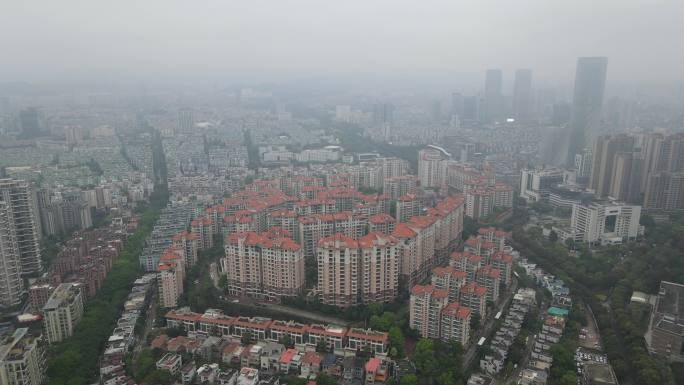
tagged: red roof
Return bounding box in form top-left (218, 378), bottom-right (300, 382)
top-left (358, 232), bottom-right (397, 249)
top-left (365, 357), bottom-right (381, 372)
top-left (441, 303), bottom-right (471, 319)
top-left (317, 233), bottom-right (358, 249)
top-left (226, 231), bottom-right (300, 251)
top-left (392, 224), bottom-right (417, 238)
top-left (346, 328), bottom-right (389, 343)
top-left (369, 213), bottom-right (395, 224)
top-left (301, 351), bottom-right (322, 365)
top-left (279, 348), bottom-right (298, 364)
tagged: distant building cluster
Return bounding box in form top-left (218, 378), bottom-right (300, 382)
top-left (418, 147), bottom-right (514, 219)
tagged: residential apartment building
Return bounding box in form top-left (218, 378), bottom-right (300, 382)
top-left (418, 147), bottom-right (449, 188)
top-left (410, 285), bottom-right (449, 339)
top-left (431, 266), bottom-right (466, 302)
top-left (316, 233), bottom-right (399, 307)
top-left (395, 194), bottom-right (421, 223)
top-left (222, 229), bottom-right (304, 301)
top-left (157, 247), bottom-right (185, 308)
top-left (440, 303), bottom-right (472, 346)
top-left (0, 179), bottom-right (42, 275)
top-left (0, 201), bottom-right (24, 307)
top-left (299, 212), bottom-right (367, 262)
top-left (0, 328), bottom-right (45, 385)
top-left (42, 283), bottom-right (84, 344)
top-left (459, 282), bottom-right (488, 317)
top-left (383, 176), bottom-right (418, 200)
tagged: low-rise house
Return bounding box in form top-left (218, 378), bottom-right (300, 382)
top-left (238, 367), bottom-right (260, 385)
top-left (300, 351), bottom-right (323, 378)
top-left (181, 362), bottom-right (197, 384)
top-left (197, 363), bottom-right (219, 383)
top-left (279, 349), bottom-right (298, 374)
top-left (217, 369), bottom-right (238, 385)
top-left (346, 328), bottom-right (389, 355)
top-left (156, 353), bottom-right (182, 375)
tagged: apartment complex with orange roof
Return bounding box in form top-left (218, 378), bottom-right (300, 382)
top-left (222, 228), bottom-right (304, 301)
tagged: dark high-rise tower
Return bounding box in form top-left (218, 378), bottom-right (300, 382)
top-left (177, 108), bottom-right (194, 133)
top-left (19, 107), bottom-right (41, 138)
top-left (565, 57), bottom-right (608, 166)
top-left (513, 69), bottom-right (533, 122)
top-left (484, 69), bottom-right (503, 123)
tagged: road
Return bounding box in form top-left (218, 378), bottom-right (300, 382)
top-left (462, 277), bottom-right (519, 370)
top-left (220, 296), bottom-right (351, 326)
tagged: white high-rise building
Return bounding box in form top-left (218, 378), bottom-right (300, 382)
top-left (0, 179), bottom-right (42, 275)
top-left (42, 283), bottom-right (84, 344)
top-left (0, 328), bottom-right (45, 385)
top-left (519, 168), bottom-right (564, 202)
top-left (570, 201), bottom-right (641, 244)
top-left (0, 201), bottom-right (23, 307)
top-left (418, 147), bottom-right (449, 188)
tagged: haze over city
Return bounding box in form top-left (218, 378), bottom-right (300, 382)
top-left (1, 3), bottom-right (684, 385)
top-left (2, 0), bottom-right (684, 87)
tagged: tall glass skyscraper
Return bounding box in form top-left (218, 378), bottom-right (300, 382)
top-left (565, 57), bottom-right (608, 166)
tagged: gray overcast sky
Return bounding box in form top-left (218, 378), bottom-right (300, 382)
top-left (1, 0), bottom-right (682, 85)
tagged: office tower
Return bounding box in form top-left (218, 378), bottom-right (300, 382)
top-left (589, 135), bottom-right (635, 197)
top-left (643, 171), bottom-right (684, 211)
top-left (574, 149), bottom-right (593, 179)
top-left (519, 168), bottom-right (564, 202)
top-left (552, 103), bottom-right (573, 126)
top-left (484, 69), bottom-right (503, 123)
top-left (608, 151), bottom-right (643, 203)
top-left (451, 92), bottom-right (464, 118)
top-left (0, 328), bottom-right (46, 385)
top-left (19, 107), bottom-right (41, 138)
top-left (0, 201), bottom-right (23, 307)
top-left (565, 57), bottom-right (608, 166)
top-left (42, 283), bottom-right (84, 344)
top-left (430, 100), bottom-right (442, 122)
top-left (641, 133), bottom-right (684, 211)
top-left (513, 69), bottom-right (533, 122)
top-left (462, 96), bottom-right (479, 122)
top-left (177, 108), bottom-right (194, 132)
top-left (0, 179), bottom-right (42, 275)
top-left (570, 202), bottom-right (641, 244)
top-left (373, 103), bottom-right (394, 125)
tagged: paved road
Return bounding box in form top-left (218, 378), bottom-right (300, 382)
top-left (462, 277), bottom-right (519, 370)
top-left (221, 297), bottom-right (350, 326)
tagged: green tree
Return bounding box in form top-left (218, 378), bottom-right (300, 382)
top-left (388, 327), bottom-right (405, 357)
top-left (400, 374), bottom-right (418, 385)
top-left (241, 331), bottom-right (253, 345)
top-left (414, 339), bottom-right (438, 384)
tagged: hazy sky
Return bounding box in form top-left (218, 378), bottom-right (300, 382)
top-left (1, 1), bottom-right (682, 86)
